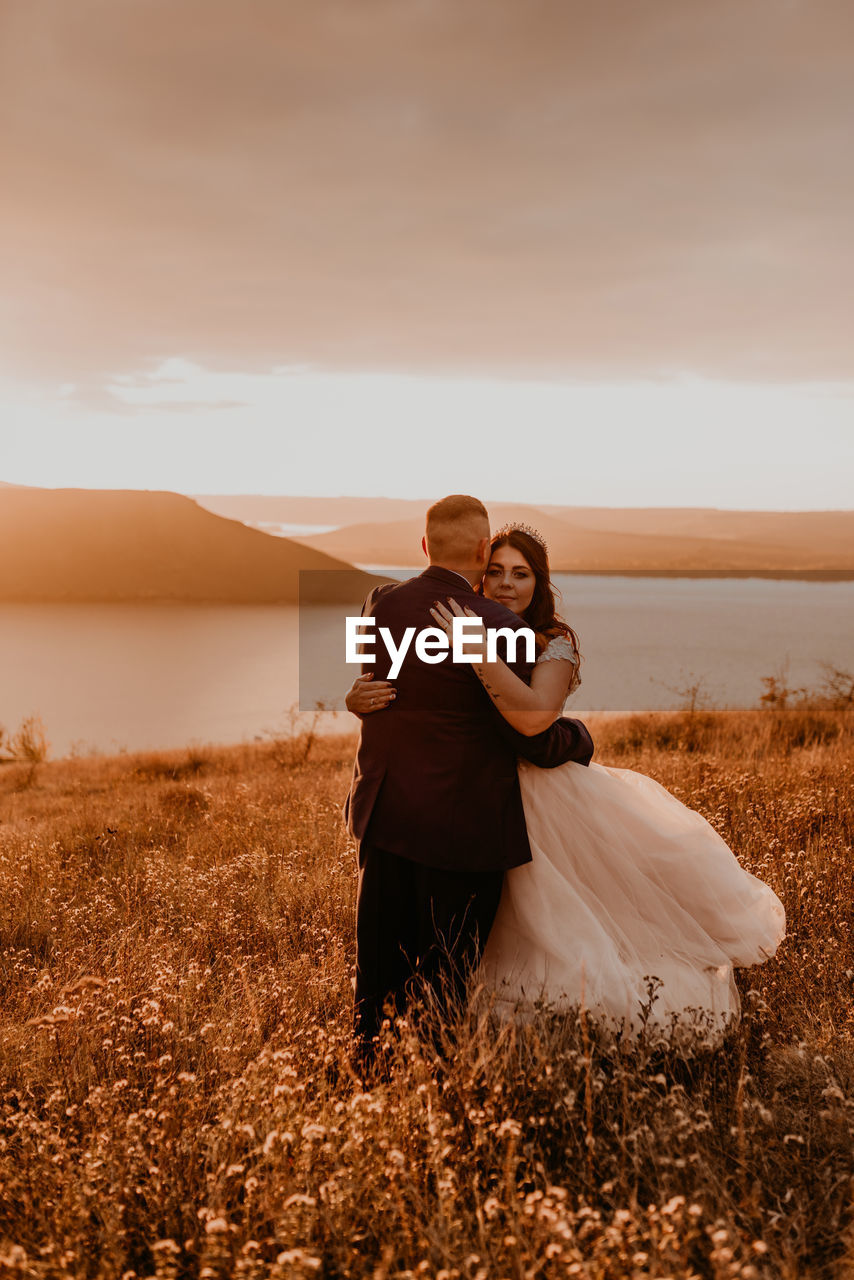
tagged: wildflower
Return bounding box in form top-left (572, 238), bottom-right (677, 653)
top-left (300, 1122), bottom-right (326, 1141)
top-left (496, 1118), bottom-right (522, 1140)
top-left (276, 1250), bottom-right (320, 1271)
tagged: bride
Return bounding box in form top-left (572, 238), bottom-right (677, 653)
top-left (347, 524), bottom-right (785, 1039)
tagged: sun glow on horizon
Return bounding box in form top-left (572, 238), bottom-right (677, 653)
top-left (2, 361), bottom-right (853, 509)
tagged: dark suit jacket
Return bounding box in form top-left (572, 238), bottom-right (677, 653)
top-left (344, 565), bottom-right (594, 872)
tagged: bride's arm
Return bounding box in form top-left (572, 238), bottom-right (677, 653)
top-left (429, 600), bottom-right (574, 736)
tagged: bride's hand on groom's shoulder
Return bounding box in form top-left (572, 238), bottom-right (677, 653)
top-left (429, 597), bottom-right (481, 636)
top-left (345, 673), bottom-right (396, 716)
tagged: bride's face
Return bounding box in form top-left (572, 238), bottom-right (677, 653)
top-left (482, 543), bottom-right (536, 616)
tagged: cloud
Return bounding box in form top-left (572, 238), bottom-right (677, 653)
top-left (1, 0), bottom-right (853, 384)
top-left (66, 390), bottom-right (248, 415)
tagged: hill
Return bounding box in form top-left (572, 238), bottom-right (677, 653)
top-left (192, 495), bottom-right (854, 575)
top-left (293, 505), bottom-right (854, 574)
top-left (192, 494), bottom-right (426, 526)
top-left (540, 505), bottom-right (854, 562)
top-left (0, 486), bottom-right (384, 603)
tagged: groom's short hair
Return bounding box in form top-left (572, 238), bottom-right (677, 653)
top-left (425, 494), bottom-right (490, 561)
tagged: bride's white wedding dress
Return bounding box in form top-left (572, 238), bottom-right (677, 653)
top-left (480, 637), bottom-right (786, 1038)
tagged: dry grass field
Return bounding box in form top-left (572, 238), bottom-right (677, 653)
top-left (1, 708), bottom-right (853, 1279)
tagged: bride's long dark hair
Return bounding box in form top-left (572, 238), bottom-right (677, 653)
top-left (479, 528), bottom-right (582, 663)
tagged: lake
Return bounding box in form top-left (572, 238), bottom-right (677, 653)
top-left (1, 576), bottom-right (852, 758)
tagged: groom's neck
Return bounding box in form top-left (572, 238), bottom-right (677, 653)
top-left (428, 560), bottom-right (482, 589)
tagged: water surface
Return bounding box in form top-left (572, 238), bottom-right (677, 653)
top-left (1, 576), bottom-right (851, 758)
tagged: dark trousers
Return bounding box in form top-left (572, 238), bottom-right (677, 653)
top-left (353, 842), bottom-right (504, 1051)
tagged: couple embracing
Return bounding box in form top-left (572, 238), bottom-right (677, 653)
top-left (344, 495), bottom-right (784, 1061)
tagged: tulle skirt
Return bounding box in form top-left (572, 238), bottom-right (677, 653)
top-left (480, 760), bottom-right (786, 1039)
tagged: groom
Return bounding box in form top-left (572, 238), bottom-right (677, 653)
top-left (345, 494), bottom-right (594, 1058)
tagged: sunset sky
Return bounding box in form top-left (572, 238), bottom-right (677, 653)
top-left (1, 0), bottom-right (853, 506)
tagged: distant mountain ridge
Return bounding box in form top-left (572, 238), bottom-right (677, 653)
top-left (0, 486), bottom-right (385, 603)
top-left (3, 488), bottom-right (851, 600)
top-left (193, 493), bottom-right (854, 576)
top-left (261, 503), bottom-right (854, 576)
top-left (193, 494), bottom-right (426, 526)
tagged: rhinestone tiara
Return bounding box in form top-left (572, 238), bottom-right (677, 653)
top-left (492, 521), bottom-right (549, 555)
